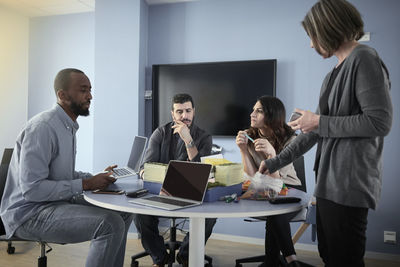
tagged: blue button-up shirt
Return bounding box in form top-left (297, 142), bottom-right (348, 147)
top-left (0, 104), bottom-right (92, 238)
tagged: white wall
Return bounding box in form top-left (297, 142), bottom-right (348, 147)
top-left (28, 13), bottom-right (95, 172)
top-left (0, 6), bottom-right (29, 152)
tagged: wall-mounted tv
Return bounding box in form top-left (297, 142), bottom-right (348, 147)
top-left (152, 59), bottom-right (276, 136)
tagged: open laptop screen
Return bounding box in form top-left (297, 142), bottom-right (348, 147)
top-left (127, 136), bottom-right (148, 172)
top-left (162, 161), bottom-right (211, 202)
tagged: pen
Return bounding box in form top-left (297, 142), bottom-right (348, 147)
top-left (243, 132), bottom-right (255, 143)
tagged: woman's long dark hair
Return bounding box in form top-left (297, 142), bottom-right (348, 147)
top-left (247, 96), bottom-right (295, 153)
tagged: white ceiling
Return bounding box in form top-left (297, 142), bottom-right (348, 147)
top-left (0, 0), bottom-right (196, 17)
top-left (0, 0), bottom-right (95, 17)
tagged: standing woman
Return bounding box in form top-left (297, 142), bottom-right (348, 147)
top-left (260, 1), bottom-right (392, 266)
top-left (236, 96), bottom-right (310, 267)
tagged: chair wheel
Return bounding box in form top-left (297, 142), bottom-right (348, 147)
top-left (205, 263), bottom-right (212, 267)
top-left (131, 260), bottom-right (139, 267)
top-left (235, 264), bottom-right (243, 267)
top-left (7, 246), bottom-right (15, 254)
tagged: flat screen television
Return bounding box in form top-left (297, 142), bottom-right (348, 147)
top-left (152, 59), bottom-right (276, 136)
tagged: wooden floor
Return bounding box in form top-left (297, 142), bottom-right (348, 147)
top-left (0, 238), bottom-right (398, 267)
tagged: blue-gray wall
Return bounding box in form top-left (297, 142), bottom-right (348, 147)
top-left (27, 0), bottom-right (399, 256)
top-left (93, 0), bottom-right (148, 172)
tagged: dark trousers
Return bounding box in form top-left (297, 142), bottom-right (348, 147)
top-left (133, 214), bottom-right (216, 265)
top-left (316, 197), bottom-right (368, 267)
top-left (263, 211), bottom-right (298, 266)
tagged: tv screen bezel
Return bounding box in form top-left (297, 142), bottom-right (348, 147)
top-left (152, 59), bottom-right (277, 136)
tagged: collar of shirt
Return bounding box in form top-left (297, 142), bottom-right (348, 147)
top-left (55, 104), bottom-right (79, 133)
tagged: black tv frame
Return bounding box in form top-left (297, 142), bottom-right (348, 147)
top-left (152, 59), bottom-right (276, 136)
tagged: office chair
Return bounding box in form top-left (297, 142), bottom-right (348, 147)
top-left (235, 156), bottom-right (316, 267)
top-left (131, 217), bottom-right (213, 267)
top-left (0, 148), bottom-right (51, 267)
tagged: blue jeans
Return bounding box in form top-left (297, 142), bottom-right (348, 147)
top-left (133, 214), bottom-right (217, 265)
top-left (14, 195), bottom-right (133, 267)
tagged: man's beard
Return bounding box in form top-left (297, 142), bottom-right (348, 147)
top-left (70, 101), bottom-right (90, 117)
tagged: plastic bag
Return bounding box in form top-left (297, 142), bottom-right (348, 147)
top-left (241, 172), bottom-right (283, 200)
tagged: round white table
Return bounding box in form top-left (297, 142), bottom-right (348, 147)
top-left (84, 178), bottom-right (309, 267)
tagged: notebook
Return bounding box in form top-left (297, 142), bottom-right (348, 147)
top-left (112, 136), bottom-right (148, 178)
top-left (129, 160), bottom-right (212, 210)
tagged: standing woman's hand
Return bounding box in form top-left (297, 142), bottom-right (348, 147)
top-left (288, 108), bottom-right (320, 133)
top-left (236, 131), bottom-right (249, 151)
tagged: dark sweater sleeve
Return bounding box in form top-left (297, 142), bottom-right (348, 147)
top-left (265, 132), bottom-right (319, 173)
top-left (190, 132), bottom-right (212, 162)
top-left (141, 127), bottom-right (163, 167)
top-left (318, 50), bottom-right (392, 138)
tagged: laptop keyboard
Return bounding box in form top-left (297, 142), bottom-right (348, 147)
top-left (113, 168), bottom-right (134, 177)
top-left (146, 196), bottom-right (194, 207)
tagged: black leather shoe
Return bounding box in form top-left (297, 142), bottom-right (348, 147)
top-left (153, 252), bottom-right (170, 267)
top-left (176, 253), bottom-right (188, 267)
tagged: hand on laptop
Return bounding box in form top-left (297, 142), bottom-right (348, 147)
top-left (159, 187), bottom-right (171, 196)
top-left (83, 171), bottom-right (116, 191)
top-left (104, 164), bottom-right (118, 172)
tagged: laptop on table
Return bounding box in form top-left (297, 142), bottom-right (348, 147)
top-left (112, 136), bottom-right (148, 178)
top-left (129, 160), bottom-right (212, 210)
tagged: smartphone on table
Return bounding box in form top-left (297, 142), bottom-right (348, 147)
top-left (92, 189), bottom-right (125, 195)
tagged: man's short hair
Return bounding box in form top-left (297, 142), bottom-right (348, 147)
top-left (54, 68), bottom-right (85, 95)
top-left (302, 0), bottom-right (364, 56)
top-left (171, 93), bottom-right (195, 110)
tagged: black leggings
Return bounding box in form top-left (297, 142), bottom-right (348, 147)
top-left (316, 197), bottom-right (368, 267)
top-left (264, 211), bottom-right (299, 266)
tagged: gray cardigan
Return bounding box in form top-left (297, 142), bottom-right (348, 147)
top-left (265, 44), bottom-right (392, 209)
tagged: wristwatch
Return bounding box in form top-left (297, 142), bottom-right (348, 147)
top-left (186, 139), bottom-right (195, 148)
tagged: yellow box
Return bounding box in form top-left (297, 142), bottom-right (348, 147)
top-left (143, 162), bottom-right (168, 183)
top-left (214, 163), bottom-right (244, 186)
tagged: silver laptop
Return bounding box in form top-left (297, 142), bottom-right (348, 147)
top-left (112, 136), bottom-right (148, 178)
top-left (129, 160), bottom-right (212, 210)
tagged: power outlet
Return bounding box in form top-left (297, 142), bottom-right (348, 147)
top-left (359, 32), bottom-right (370, 42)
top-left (384, 231), bottom-right (396, 244)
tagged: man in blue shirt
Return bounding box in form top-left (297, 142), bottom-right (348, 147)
top-left (0, 68), bottom-right (133, 267)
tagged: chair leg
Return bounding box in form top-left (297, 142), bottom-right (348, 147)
top-left (235, 254), bottom-right (266, 264)
top-left (38, 242), bottom-right (47, 267)
top-left (311, 224), bottom-right (317, 242)
top-left (292, 222), bottom-right (310, 244)
top-left (7, 241), bottom-right (15, 254)
top-left (205, 254), bottom-right (213, 266)
top-left (131, 250), bottom-right (149, 267)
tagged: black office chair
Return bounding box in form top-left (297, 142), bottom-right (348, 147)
top-left (235, 156), bottom-right (315, 267)
top-left (0, 148), bottom-right (51, 267)
top-left (131, 217), bottom-right (213, 267)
